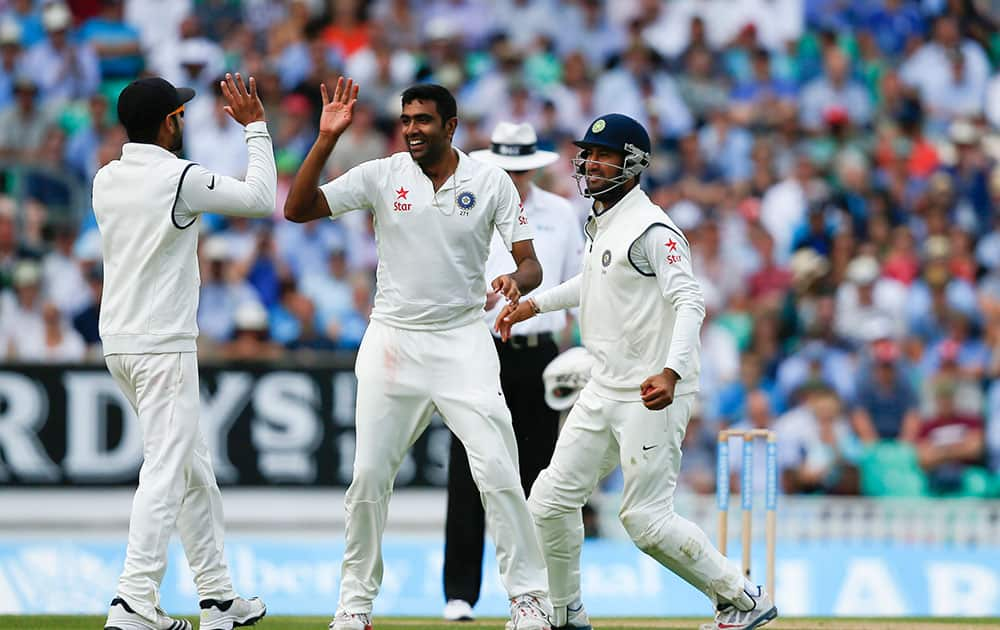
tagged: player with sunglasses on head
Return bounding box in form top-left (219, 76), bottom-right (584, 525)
top-left (496, 114), bottom-right (778, 630)
top-left (95, 73), bottom-right (274, 630)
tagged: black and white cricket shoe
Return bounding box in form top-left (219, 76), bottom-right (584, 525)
top-left (104, 597), bottom-right (193, 630)
top-left (199, 596), bottom-right (267, 629)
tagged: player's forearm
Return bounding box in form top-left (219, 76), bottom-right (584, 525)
top-left (660, 270), bottom-right (706, 381)
top-left (284, 132), bottom-right (338, 222)
top-left (239, 122), bottom-right (278, 217)
top-left (532, 273), bottom-right (582, 313)
top-left (182, 123), bottom-right (276, 218)
top-left (510, 257), bottom-right (542, 294)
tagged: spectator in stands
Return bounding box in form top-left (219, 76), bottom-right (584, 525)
top-left (678, 400), bottom-right (716, 495)
top-left (851, 339), bottom-right (921, 443)
top-left (0, 259), bottom-right (43, 354)
top-left (72, 264), bottom-right (103, 354)
top-left (800, 48), bottom-right (872, 132)
top-left (915, 378), bottom-right (987, 494)
top-left (197, 236), bottom-right (260, 344)
top-left (23, 2), bottom-right (99, 104)
top-left (221, 300), bottom-right (283, 361)
top-left (11, 300), bottom-right (86, 362)
top-left (0, 76), bottom-right (51, 160)
top-left (299, 246), bottom-right (355, 347)
top-left (778, 384), bottom-right (860, 495)
top-left (78, 0), bottom-right (144, 80)
top-left (727, 389), bottom-right (778, 496)
top-left (0, 18), bottom-right (25, 109)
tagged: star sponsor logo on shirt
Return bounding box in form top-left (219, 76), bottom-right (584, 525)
top-left (517, 201), bottom-right (528, 225)
top-left (665, 238), bottom-right (682, 264)
top-left (393, 186), bottom-right (412, 212)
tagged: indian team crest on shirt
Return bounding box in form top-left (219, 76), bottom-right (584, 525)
top-left (457, 191), bottom-right (476, 211)
top-left (601, 249), bottom-right (611, 267)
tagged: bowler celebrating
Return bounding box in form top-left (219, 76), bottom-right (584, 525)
top-left (497, 114), bottom-right (778, 630)
top-left (94, 74), bottom-right (273, 630)
top-left (284, 78), bottom-right (554, 630)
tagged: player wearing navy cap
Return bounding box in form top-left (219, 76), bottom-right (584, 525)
top-left (498, 114), bottom-right (778, 630)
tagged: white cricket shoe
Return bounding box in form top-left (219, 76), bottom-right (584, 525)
top-left (707, 585), bottom-right (777, 630)
top-left (329, 611), bottom-right (373, 630)
top-left (552, 599), bottom-right (592, 630)
top-left (199, 596), bottom-right (266, 629)
top-left (443, 599), bottom-right (475, 621)
top-left (104, 597), bottom-right (192, 630)
top-left (505, 594), bottom-right (552, 630)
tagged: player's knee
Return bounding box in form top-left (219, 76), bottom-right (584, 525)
top-left (346, 462), bottom-right (393, 499)
top-left (620, 502), bottom-right (676, 553)
top-left (471, 453), bottom-right (520, 492)
top-left (526, 470), bottom-right (564, 520)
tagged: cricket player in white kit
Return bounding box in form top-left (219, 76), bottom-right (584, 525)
top-left (94, 74), bottom-right (273, 630)
top-left (497, 114), bottom-right (778, 630)
top-left (283, 78), bottom-right (554, 630)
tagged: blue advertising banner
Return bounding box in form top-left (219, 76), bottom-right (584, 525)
top-left (1, 537), bottom-right (999, 617)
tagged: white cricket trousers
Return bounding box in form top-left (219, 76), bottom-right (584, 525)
top-left (337, 319), bottom-right (550, 614)
top-left (106, 352), bottom-right (236, 621)
top-left (528, 385), bottom-right (746, 608)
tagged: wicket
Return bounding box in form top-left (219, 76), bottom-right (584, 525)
top-left (716, 428), bottom-right (777, 599)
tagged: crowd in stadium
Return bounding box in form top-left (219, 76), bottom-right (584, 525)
top-left (0, 0), bottom-right (998, 498)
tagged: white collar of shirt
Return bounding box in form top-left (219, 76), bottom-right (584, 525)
top-left (120, 142), bottom-right (178, 164)
top-left (591, 184), bottom-right (645, 226)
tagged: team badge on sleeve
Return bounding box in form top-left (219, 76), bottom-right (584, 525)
top-left (457, 191), bottom-right (476, 210)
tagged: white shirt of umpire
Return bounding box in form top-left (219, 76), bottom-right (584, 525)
top-left (92, 120), bottom-right (275, 621)
top-left (319, 148), bottom-right (532, 330)
top-left (483, 182), bottom-right (583, 337)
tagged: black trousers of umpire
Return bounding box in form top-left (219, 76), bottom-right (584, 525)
top-left (443, 333), bottom-right (561, 606)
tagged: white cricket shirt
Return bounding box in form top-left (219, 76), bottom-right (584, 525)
top-left (532, 186), bottom-right (706, 400)
top-left (319, 149), bottom-right (532, 331)
top-left (483, 182), bottom-right (583, 336)
top-left (94, 121), bottom-right (276, 355)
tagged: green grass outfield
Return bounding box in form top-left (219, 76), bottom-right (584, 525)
top-left (1, 618), bottom-right (998, 630)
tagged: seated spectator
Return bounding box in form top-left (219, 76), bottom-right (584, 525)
top-left (726, 389), bottom-right (779, 497)
top-left (78, 0), bottom-right (144, 80)
top-left (0, 18), bottom-right (26, 110)
top-left (777, 384), bottom-right (861, 495)
top-left (220, 301), bottom-right (284, 361)
top-left (799, 48), bottom-right (872, 132)
top-left (22, 2), bottom-right (99, 104)
top-left (0, 202), bottom-right (41, 289)
top-left (11, 301), bottom-right (86, 362)
top-left (915, 379), bottom-right (987, 494)
top-left (678, 401), bottom-right (716, 495)
top-left (72, 264), bottom-right (103, 354)
top-left (0, 76), bottom-right (51, 160)
top-left (299, 246), bottom-right (354, 341)
top-left (197, 236), bottom-right (260, 344)
top-left (851, 339), bottom-right (920, 443)
top-left (834, 255), bottom-right (907, 345)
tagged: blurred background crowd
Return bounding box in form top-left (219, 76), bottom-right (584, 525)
top-left (0, 0), bottom-right (999, 500)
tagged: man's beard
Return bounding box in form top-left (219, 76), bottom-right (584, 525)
top-left (170, 129), bottom-right (183, 153)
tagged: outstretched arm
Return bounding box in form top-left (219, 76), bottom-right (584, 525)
top-left (175, 73), bottom-right (276, 221)
top-left (284, 76), bottom-right (359, 223)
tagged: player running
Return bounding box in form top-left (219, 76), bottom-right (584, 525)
top-left (496, 114), bottom-right (778, 630)
top-left (283, 77), bottom-right (553, 630)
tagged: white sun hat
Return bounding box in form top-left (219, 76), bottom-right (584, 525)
top-left (469, 121), bottom-right (560, 172)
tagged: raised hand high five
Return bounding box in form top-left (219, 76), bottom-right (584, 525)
top-left (220, 72), bottom-right (265, 126)
top-left (319, 76), bottom-right (359, 139)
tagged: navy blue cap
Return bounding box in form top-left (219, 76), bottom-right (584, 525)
top-left (574, 113), bottom-right (651, 156)
top-left (117, 77), bottom-right (194, 133)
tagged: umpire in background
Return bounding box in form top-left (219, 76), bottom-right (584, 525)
top-left (442, 122), bottom-right (584, 621)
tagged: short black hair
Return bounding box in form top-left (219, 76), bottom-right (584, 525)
top-left (125, 120), bottom-right (161, 144)
top-left (401, 84), bottom-right (457, 123)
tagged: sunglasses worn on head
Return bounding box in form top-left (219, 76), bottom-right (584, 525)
top-left (168, 104), bottom-right (185, 119)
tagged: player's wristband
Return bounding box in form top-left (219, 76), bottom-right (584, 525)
top-left (528, 298), bottom-right (541, 315)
